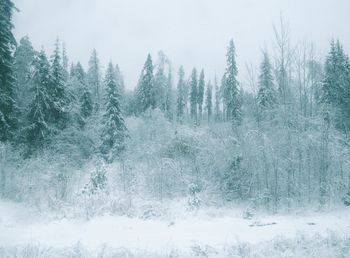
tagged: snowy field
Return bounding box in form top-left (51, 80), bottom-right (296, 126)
top-left (1, 200), bottom-right (350, 257)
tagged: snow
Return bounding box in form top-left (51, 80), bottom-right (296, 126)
top-left (0, 200), bottom-right (349, 254)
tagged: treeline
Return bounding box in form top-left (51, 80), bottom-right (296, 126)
top-left (1, 0), bottom-right (350, 211)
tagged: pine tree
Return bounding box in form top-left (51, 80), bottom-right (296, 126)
top-left (88, 49), bottom-right (101, 110)
top-left (190, 68), bottom-right (198, 124)
top-left (223, 39), bottom-right (241, 126)
top-left (76, 63), bottom-right (93, 127)
top-left (49, 39), bottom-right (70, 128)
top-left (115, 64), bottom-right (126, 111)
top-left (205, 81), bottom-right (213, 123)
top-left (115, 64), bottom-right (125, 97)
top-left (164, 68), bottom-right (173, 120)
top-left (80, 85), bottom-right (93, 127)
top-left (25, 50), bottom-right (52, 146)
top-left (322, 40), bottom-right (350, 131)
top-left (61, 42), bottom-right (69, 82)
top-left (100, 62), bottom-right (128, 162)
top-left (14, 36), bottom-right (35, 109)
top-left (197, 69), bottom-right (205, 123)
top-left (257, 52), bottom-right (276, 110)
top-left (0, 0), bottom-right (18, 141)
top-left (136, 54), bottom-right (155, 113)
top-left (214, 75), bottom-right (221, 121)
top-left (154, 51), bottom-right (167, 110)
top-left (176, 66), bottom-right (186, 122)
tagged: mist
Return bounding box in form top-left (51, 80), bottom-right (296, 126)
top-left (13, 0), bottom-right (350, 89)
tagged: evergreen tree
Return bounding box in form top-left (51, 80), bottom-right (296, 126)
top-left (205, 81), bottom-right (213, 123)
top-left (115, 64), bottom-right (125, 97)
top-left (115, 64), bottom-right (126, 111)
top-left (223, 39), bottom-right (241, 126)
top-left (214, 75), bottom-right (221, 121)
top-left (100, 62), bottom-right (128, 162)
top-left (164, 68), bottom-right (173, 120)
top-left (136, 54), bottom-right (155, 113)
top-left (49, 39), bottom-right (70, 128)
top-left (197, 69), bottom-right (205, 123)
top-left (176, 66), bottom-right (186, 122)
top-left (0, 0), bottom-right (18, 141)
top-left (25, 50), bottom-right (52, 146)
top-left (61, 42), bottom-right (69, 81)
top-left (76, 63), bottom-right (93, 127)
top-left (322, 40), bottom-right (350, 131)
top-left (68, 62), bottom-right (85, 99)
top-left (14, 36), bottom-right (35, 108)
top-left (88, 49), bottom-right (101, 110)
top-left (74, 62), bottom-right (85, 85)
top-left (80, 85), bottom-right (93, 127)
top-left (190, 68), bottom-right (198, 124)
top-left (154, 51), bottom-right (167, 110)
top-left (257, 52), bottom-right (276, 110)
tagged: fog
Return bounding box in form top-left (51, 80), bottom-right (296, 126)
top-left (13, 0), bottom-right (350, 89)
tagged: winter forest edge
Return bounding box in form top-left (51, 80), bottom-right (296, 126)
top-left (1, 0), bottom-right (350, 257)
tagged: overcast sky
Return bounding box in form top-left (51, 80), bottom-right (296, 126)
top-left (12, 0), bottom-right (350, 90)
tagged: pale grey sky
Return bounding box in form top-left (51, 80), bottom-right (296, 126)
top-left (13, 0), bottom-right (350, 90)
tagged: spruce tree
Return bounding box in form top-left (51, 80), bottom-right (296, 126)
top-left (164, 68), bottom-right (173, 120)
top-left (176, 66), bottom-right (186, 122)
top-left (154, 51), bottom-right (167, 110)
top-left (80, 85), bottom-right (93, 127)
top-left (61, 42), bottom-right (69, 82)
top-left (25, 50), bottom-right (52, 146)
top-left (49, 39), bottom-right (70, 128)
top-left (88, 49), bottom-right (101, 110)
top-left (100, 62), bottom-right (128, 162)
top-left (223, 39), bottom-right (241, 126)
top-left (115, 64), bottom-right (125, 97)
top-left (205, 81), bottom-right (213, 123)
top-left (136, 54), bottom-right (155, 113)
top-left (190, 68), bottom-right (198, 124)
top-left (197, 69), bottom-right (205, 123)
top-left (76, 63), bottom-right (93, 127)
top-left (257, 52), bottom-right (276, 110)
top-left (214, 76), bottom-right (221, 121)
top-left (322, 40), bottom-right (350, 131)
top-left (0, 0), bottom-right (17, 141)
top-left (14, 36), bottom-right (35, 109)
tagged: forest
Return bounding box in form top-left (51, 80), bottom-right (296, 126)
top-left (1, 0), bottom-right (350, 257)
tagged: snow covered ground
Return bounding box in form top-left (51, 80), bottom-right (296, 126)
top-left (0, 200), bottom-right (350, 257)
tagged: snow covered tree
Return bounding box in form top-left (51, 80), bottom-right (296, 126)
top-left (0, 0), bottom-right (18, 141)
top-left (49, 39), bottom-right (70, 128)
top-left (76, 63), bottom-right (93, 127)
top-left (154, 51), bottom-right (167, 110)
top-left (164, 68), bottom-right (173, 120)
top-left (115, 64), bottom-right (125, 97)
top-left (273, 16), bottom-right (293, 105)
top-left (257, 51), bottom-right (277, 111)
top-left (214, 76), bottom-right (221, 121)
top-left (79, 85), bottom-right (93, 127)
top-left (190, 68), bottom-right (198, 125)
top-left (100, 62), bottom-right (128, 162)
top-left (61, 42), bottom-right (69, 82)
top-left (223, 39), bottom-right (241, 126)
top-left (136, 54), bottom-right (155, 113)
top-left (205, 81), bottom-right (213, 123)
top-left (25, 49), bottom-right (52, 146)
top-left (197, 69), bottom-right (205, 123)
top-left (322, 40), bottom-right (350, 132)
top-left (88, 49), bottom-right (101, 110)
top-left (115, 64), bottom-right (126, 110)
top-left (14, 36), bottom-right (35, 109)
top-left (176, 66), bottom-right (186, 122)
